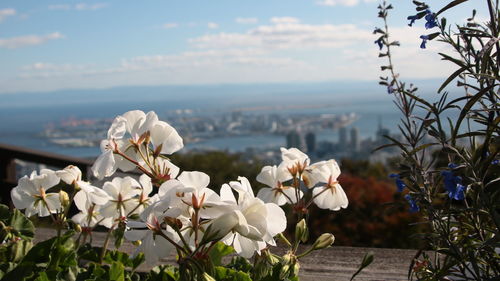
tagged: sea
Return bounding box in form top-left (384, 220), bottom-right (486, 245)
top-left (0, 82), bottom-right (452, 158)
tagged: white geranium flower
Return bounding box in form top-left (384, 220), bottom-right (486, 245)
top-left (92, 110), bottom-right (184, 179)
top-left (125, 212), bottom-right (180, 265)
top-left (279, 147), bottom-right (310, 172)
top-left (150, 121), bottom-right (184, 155)
top-left (215, 177), bottom-right (286, 258)
top-left (309, 160), bottom-right (349, 211)
top-left (72, 204), bottom-right (111, 229)
top-left (99, 177), bottom-right (142, 221)
top-left (256, 165), bottom-right (301, 205)
top-left (11, 169), bottom-right (61, 217)
top-left (56, 165), bottom-right (109, 211)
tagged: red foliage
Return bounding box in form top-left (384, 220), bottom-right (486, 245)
top-left (305, 173), bottom-right (422, 248)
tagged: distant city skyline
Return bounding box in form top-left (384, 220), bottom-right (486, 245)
top-left (0, 0), bottom-right (484, 94)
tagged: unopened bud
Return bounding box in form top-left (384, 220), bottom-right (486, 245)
top-left (74, 224), bottom-right (82, 233)
top-left (292, 262), bottom-right (300, 277)
top-left (279, 264), bottom-right (291, 280)
top-left (312, 233), bottom-right (335, 250)
top-left (202, 272), bottom-right (216, 281)
top-left (265, 252), bottom-right (280, 265)
top-left (295, 219), bottom-right (308, 243)
top-left (59, 190), bottom-right (70, 208)
top-left (132, 240), bottom-right (142, 246)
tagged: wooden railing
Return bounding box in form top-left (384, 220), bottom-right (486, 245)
top-left (0, 143), bottom-right (93, 203)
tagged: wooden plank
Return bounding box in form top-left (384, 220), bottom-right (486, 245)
top-left (0, 143), bottom-right (93, 170)
top-left (35, 228), bottom-right (416, 281)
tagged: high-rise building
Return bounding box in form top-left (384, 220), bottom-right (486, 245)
top-left (305, 132), bottom-right (316, 153)
top-left (339, 127), bottom-right (347, 148)
top-left (286, 130), bottom-right (301, 149)
top-left (350, 127), bottom-right (360, 152)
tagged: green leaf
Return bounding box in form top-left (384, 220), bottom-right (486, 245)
top-left (436, 0), bottom-right (469, 16)
top-left (213, 266), bottom-right (252, 281)
top-left (0, 204), bottom-right (10, 221)
top-left (438, 66), bottom-right (467, 93)
top-left (350, 251), bottom-right (374, 281)
top-left (109, 262), bottom-right (125, 281)
top-left (207, 242), bottom-right (234, 266)
top-left (113, 227), bottom-right (125, 249)
top-left (34, 271), bottom-right (51, 281)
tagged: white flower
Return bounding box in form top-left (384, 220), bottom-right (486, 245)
top-left (91, 110), bottom-right (184, 179)
top-left (125, 212), bottom-right (180, 264)
top-left (256, 165), bottom-right (301, 205)
top-left (215, 177), bottom-right (287, 258)
top-left (150, 121), bottom-right (184, 155)
top-left (11, 169), bottom-right (61, 217)
top-left (56, 165), bottom-right (109, 211)
top-left (279, 147), bottom-right (310, 173)
top-left (99, 177), bottom-right (142, 221)
top-left (309, 160), bottom-right (349, 211)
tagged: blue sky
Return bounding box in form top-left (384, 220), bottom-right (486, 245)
top-left (0, 0), bottom-right (484, 93)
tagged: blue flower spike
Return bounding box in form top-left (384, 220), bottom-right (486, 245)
top-left (441, 169), bottom-right (466, 200)
top-left (405, 194), bottom-right (419, 213)
top-left (375, 38), bottom-right (384, 50)
top-left (424, 9), bottom-right (438, 29)
top-left (407, 14), bottom-right (418, 27)
top-left (420, 35), bottom-right (429, 49)
top-left (389, 173), bottom-right (406, 192)
top-left (387, 85), bottom-right (394, 94)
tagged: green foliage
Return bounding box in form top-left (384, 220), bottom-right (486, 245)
top-left (207, 242), bottom-right (234, 266)
top-left (377, 0), bottom-right (500, 279)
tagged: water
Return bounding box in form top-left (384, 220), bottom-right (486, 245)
top-left (0, 87), bottom-right (404, 158)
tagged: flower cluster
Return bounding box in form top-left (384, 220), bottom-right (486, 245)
top-left (407, 7), bottom-right (439, 49)
top-left (10, 110), bottom-right (347, 278)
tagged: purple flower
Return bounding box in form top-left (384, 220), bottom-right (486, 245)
top-left (441, 170), bottom-right (466, 200)
top-left (387, 85), bottom-right (394, 94)
top-left (374, 38), bottom-right (384, 50)
top-left (448, 163), bottom-right (459, 169)
top-left (407, 15), bottom-right (418, 27)
top-left (449, 184), bottom-right (466, 200)
top-left (420, 35), bottom-right (429, 49)
top-left (404, 194), bottom-right (419, 213)
top-left (492, 159), bottom-right (499, 165)
top-left (424, 10), bottom-right (438, 29)
top-left (389, 173), bottom-right (406, 192)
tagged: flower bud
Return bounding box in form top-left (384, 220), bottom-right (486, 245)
top-left (295, 219), bottom-right (308, 243)
top-left (265, 251), bottom-right (280, 265)
top-left (202, 272), bottom-right (216, 281)
top-left (59, 190), bottom-right (70, 208)
top-left (292, 262), bottom-right (300, 277)
top-left (74, 224), bottom-right (82, 233)
top-left (279, 264), bottom-right (291, 280)
top-left (312, 233), bottom-right (335, 250)
top-left (132, 240), bottom-right (142, 246)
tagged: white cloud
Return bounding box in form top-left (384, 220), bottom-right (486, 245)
top-left (0, 32), bottom-right (64, 49)
top-left (49, 3), bottom-right (108, 11)
top-left (270, 17), bottom-right (300, 24)
top-left (317, 0), bottom-right (358, 6)
top-left (163, 23), bottom-right (179, 29)
top-left (190, 20), bottom-right (372, 50)
top-left (235, 17), bottom-right (258, 24)
top-left (208, 22), bottom-right (219, 29)
top-left (0, 8), bottom-right (16, 23)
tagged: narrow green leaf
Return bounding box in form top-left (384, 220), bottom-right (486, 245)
top-left (438, 66), bottom-right (466, 93)
top-left (350, 251), bottom-right (374, 281)
top-left (436, 0), bottom-right (469, 16)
